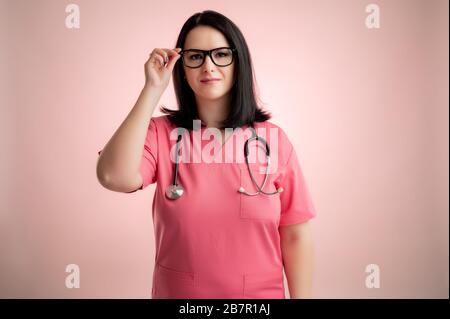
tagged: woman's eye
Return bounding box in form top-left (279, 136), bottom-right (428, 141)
top-left (216, 52), bottom-right (228, 57)
top-left (190, 54), bottom-right (202, 60)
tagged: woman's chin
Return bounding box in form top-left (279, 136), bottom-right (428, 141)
top-left (197, 91), bottom-right (224, 100)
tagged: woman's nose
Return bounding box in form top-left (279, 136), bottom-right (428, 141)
top-left (202, 54), bottom-right (215, 68)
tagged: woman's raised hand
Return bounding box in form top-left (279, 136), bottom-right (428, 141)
top-left (145, 47), bottom-right (182, 90)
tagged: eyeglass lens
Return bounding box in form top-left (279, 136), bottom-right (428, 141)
top-left (183, 48), bottom-right (233, 67)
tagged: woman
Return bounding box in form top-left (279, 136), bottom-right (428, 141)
top-left (97, 10), bottom-right (316, 299)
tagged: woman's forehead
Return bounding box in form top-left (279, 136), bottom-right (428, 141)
top-left (184, 26), bottom-right (229, 49)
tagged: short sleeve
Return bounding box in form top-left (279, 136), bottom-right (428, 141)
top-left (97, 118), bottom-right (158, 193)
top-left (276, 144), bottom-right (316, 226)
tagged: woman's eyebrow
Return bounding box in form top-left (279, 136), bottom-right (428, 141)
top-left (184, 47), bottom-right (227, 51)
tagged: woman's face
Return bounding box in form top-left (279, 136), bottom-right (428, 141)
top-left (182, 26), bottom-right (235, 101)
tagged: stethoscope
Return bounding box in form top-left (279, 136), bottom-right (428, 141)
top-left (165, 126), bottom-right (284, 200)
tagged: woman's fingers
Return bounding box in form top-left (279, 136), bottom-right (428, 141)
top-left (145, 47), bottom-right (182, 88)
top-left (161, 48), bottom-right (182, 63)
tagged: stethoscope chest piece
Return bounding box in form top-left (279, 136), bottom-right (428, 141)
top-left (165, 184), bottom-right (184, 200)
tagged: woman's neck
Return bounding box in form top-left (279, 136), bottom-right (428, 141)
top-left (196, 95), bottom-right (231, 129)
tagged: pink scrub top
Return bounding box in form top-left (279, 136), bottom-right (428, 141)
top-left (98, 115), bottom-right (316, 299)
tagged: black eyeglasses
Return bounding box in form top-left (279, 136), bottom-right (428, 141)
top-left (179, 47), bottom-right (237, 68)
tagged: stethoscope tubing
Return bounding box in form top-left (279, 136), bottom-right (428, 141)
top-left (239, 129), bottom-right (283, 196)
top-left (166, 126), bottom-right (283, 199)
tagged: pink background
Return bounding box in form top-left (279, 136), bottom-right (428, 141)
top-left (0, 0), bottom-right (448, 298)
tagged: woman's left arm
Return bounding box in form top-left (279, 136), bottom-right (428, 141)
top-left (279, 221), bottom-right (314, 299)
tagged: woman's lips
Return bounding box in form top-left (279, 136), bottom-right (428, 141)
top-left (200, 79), bottom-right (221, 84)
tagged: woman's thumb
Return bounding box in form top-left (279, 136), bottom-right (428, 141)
top-left (168, 50), bottom-right (181, 69)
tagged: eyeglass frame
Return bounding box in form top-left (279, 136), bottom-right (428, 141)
top-left (179, 47), bottom-right (237, 68)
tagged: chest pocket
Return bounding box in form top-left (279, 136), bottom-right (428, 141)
top-left (239, 167), bottom-right (281, 221)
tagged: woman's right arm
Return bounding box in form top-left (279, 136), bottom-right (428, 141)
top-left (96, 85), bottom-right (163, 193)
top-left (96, 47), bottom-right (182, 193)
